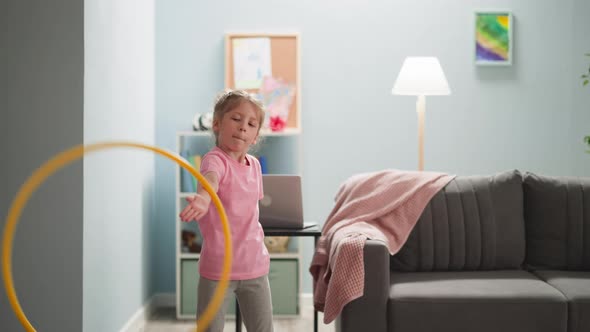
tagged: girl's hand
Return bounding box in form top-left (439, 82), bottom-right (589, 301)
top-left (179, 194), bottom-right (210, 222)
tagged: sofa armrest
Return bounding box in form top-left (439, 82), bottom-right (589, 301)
top-left (336, 239), bottom-right (389, 332)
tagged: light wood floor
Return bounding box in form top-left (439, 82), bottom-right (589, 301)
top-left (142, 305), bottom-right (336, 332)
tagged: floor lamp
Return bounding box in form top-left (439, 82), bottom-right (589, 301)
top-left (392, 57), bottom-right (451, 171)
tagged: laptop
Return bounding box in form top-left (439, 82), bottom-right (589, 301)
top-left (259, 174), bottom-right (316, 229)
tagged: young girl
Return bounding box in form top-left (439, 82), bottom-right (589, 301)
top-left (179, 89), bottom-right (273, 332)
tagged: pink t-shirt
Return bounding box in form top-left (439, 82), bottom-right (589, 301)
top-left (197, 146), bottom-right (269, 280)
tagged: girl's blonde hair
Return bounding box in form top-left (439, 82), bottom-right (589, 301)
top-left (212, 90), bottom-right (265, 146)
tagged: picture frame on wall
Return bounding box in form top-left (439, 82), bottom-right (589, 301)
top-left (474, 10), bottom-right (513, 66)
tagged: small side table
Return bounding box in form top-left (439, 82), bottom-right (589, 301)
top-left (235, 224), bottom-right (321, 332)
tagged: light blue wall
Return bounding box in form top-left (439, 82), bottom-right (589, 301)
top-left (155, 0), bottom-right (590, 294)
top-left (84, 1), bottom-right (156, 331)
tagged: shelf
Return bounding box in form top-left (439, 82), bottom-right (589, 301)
top-left (180, 253), bottom-right (200, 259)
top-left (176, 131), bottom-right (211, 137)
top-left (269, 252), bottom-right (300, 259)
top-left (259, 128), bottom-right (301, 136)
top-left (177, 128), bottom-right (301, 138)
top-left (179, 192), bottom-right (194, 199)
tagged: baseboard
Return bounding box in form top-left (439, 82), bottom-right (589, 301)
top-left (119, 292), bottom-right (314, 331)
top-left (118, 293), bottom-right (175, 332)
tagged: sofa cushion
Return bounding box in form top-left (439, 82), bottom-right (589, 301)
top-left (523, 173), bottom-right (590, 270)
top-left (533, 270), bottom-right (590, 332)
top-left (388, 270), bottom-right (567, 332)
top-left (391, 170), bottom-right (525, 271)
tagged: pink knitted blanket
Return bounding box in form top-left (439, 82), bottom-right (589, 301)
top-left (309, 169), bottom-right (455, 323)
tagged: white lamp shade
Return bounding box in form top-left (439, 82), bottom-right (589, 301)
top-left (392, 57), bottom-right (451, 96)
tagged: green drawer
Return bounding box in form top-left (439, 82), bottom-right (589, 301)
top-left (181, 259), bottom-right (298, 316)
top-left (269, 259), bottom-right (298, 315)
top-left (181, 259), bottom-right (199, 316)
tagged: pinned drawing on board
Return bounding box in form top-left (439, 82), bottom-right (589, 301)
top-left (257, 76), bottom-right (296, 132)
top-left (232, 37), bottom-right (272, 89)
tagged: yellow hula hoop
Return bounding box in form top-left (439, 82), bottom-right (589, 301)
top-left (1, 141), bottom-right (231, 332)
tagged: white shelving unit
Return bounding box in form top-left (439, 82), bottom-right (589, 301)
top-left (176, 128), bottom-right (301, 137)
top-left (175, 130), bottom-right (304, 319)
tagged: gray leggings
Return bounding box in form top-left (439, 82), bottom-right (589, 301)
top-left (197, 274), bottom-right (274, 332)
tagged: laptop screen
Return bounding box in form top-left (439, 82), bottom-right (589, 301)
top-left (259, 175), bottom-right (304, 228)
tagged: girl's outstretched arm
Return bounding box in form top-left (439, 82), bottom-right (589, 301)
top-left (179, 171), bottom-right (219, 222)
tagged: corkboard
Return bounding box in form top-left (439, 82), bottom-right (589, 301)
top-left (225, 33), bottom-right (300, 131)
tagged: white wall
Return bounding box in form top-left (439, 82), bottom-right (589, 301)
top-left (84, 1), bottom-right (155, 331)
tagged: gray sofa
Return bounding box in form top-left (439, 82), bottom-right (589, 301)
top-left (336, 170), bottom-right (590, 332)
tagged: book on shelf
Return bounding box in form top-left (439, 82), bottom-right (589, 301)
top-left (180, 150), bottom-right (194, 192)
top-left (188, 154), bottom-right (201, 191)
top-left (258, 155), bottom-right (268, 174)
top-left (180, 151), bottom-right (202, 193)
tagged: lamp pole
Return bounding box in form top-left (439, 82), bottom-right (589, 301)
top-left (416, 95), bottom-right (425, 171)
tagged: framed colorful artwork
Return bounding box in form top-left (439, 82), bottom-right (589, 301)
top-left (475, 11), bottom-right (513, 66)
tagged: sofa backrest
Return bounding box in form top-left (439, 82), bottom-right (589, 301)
top-left (523, 172), bottom-right (590, 271)
top-left (391, 170), bottom-right (525, 272)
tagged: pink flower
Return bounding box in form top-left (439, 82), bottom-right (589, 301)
top-left (269, 116), bottom-right (286, 132)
